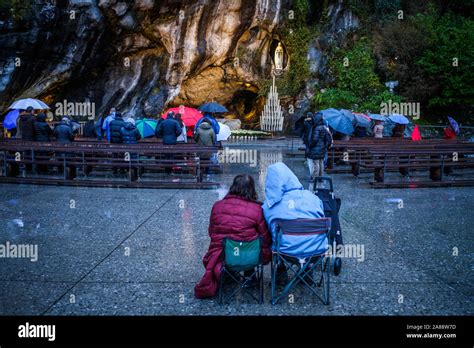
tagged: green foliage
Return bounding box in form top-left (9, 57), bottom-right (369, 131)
top-left (0, 0), bottom-right (33, 23)
top-left (258, 0), bottom-right (317, 97)
top-left (314, 39), bottom-right (400, 113)
top-left (416, 14), bottom-right (474, 107)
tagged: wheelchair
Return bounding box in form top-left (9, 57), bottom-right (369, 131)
top-left (271, 218), bottom-right (331, 305)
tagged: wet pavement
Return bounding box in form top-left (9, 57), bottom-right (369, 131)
top-left (0, 145), bottom-right (473, 315)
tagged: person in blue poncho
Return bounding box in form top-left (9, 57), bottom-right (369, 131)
top-left (262, 162), bottom-right (326, 280)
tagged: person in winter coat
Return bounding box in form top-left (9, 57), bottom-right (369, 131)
top-left (101, 108), bottom-right (116, 141)
top-left (109, 112), bottom-right (125, 143)
top-left (443, 124), bottom-right (456, 140)
top-left (194, 119), bottom-right (215, 146)
top-left (54, 117), bottom-right (75, 144)
top-left (174, 113), bottom-right (187, 143)
top-left (301, 112), bottom-right (314, 150)
top-left (194, 119), bottom-right (216, 175)
top-left (33, 113), bottom-right (53, 141)
top-left (373, 121), bottom-right (384, 138)
top-left (194, 112), bottom-right (220, 144)
top-left (305, 112), bottom-right (333, 180)
top-left (262, 163), bottom-right (326, 279)
top-left (195, 174), bottom-right (272, 299)
top-left (18, 107), bottom-right (36, 141)
top-left (120, 118), bottom-right (142, 144)
top-left (155, 111), bottom-right (182, 145)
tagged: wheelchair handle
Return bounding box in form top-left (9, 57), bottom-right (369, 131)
top-left (313, 176), bottom-right (334, 192)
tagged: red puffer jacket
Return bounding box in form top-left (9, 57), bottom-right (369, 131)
top-left (194, 194), bottom-right (272, 299)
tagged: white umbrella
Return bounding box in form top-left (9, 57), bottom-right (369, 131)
top-left (216, 122), bottom-right (231, 141)
top-left (9, 98), bottom-right (50, 110)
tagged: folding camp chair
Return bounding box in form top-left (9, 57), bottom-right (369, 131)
top-left (218, 237), bottom-right (264, 304)
top-left (312, 176), bottom-right (343, 275)
top-left (271, 218), bottom-right (331, 305)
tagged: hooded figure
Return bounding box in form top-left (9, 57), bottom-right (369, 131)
top-left (305, 112), bottom-right (332, 159)
top-left (194, 119), bottom-right (215, 146)
top-left (54, 117), bottom-right (74, 143)
top-left (120, 118), bottom-right (142, 144)
top-left (194, 112), bottom-right (220, 144)
top-left (102, 109), bottom-right (116, 141)
top-left (302, 112), bottom-right (315, 147)
top-left (305, 112), bottom-right (332, 181)
top-left (262, 162), bottom-right (326, 256)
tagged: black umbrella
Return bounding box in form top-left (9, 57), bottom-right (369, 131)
top-left (198, 102), bottom-right (228, 113)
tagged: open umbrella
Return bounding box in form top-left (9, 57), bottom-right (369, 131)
top-left (198, 102), bottom-right (228, 113)
top-left (3, 109), bottom-right (19, 129)
top-left (136, 118), bottom-right (158, 138)
top-left (216, 123), bottom-right (231, 141)
top-left (9, 98), bottom-right (50, 110)
top-left (352, 112), bottom-right (372, 128)
top-left (388, 114), bottom-right (410, 125)
top-left (368, 113), bottom-right (388, 122)
top-left (164, 106), bottom-right (202, 127)
top-left (320, 108), bottom-right (354, 135)
top-left (447, 116), bottom-right (460, 134)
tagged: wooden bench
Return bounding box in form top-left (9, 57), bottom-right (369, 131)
top-left (0, 140), bottom-right (222, 188)
top-left (361, 148), bottom-right (474, 184)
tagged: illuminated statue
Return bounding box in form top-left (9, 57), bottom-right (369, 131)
top-left (274, 42), bottom-right (284, 72)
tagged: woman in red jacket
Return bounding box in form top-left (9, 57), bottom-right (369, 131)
top-left (194, 174), bottom-right (272, 299)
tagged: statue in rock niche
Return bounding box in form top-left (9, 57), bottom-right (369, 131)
top-left (274, 42), bottom-right (284, 73)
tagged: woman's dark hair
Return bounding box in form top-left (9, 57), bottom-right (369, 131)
top-left (175, 113), bottom-right (184, 127)
top-left (228, 174), bottom-right (257, 201)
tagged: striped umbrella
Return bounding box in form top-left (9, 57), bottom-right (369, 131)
top-left (136, 118), bottom-right (158, 138)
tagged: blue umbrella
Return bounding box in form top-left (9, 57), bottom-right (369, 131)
top-left (368, 113), bottom-right (388, 122)
top-left (352, 113), bottom-right (372, 128)
top-left (3, 109), bottom-right (19, 130)
top-left (198, 102), bottom-right (228, 113)
top-left (388, 114), bottom-right (410, 125)
top-left (447, 116), bottom-right (460, 134)
top-left (320, 108), bottom-right (354, 135)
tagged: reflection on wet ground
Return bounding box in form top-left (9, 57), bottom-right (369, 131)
top-left (0, 146), bottom-right (472, 315)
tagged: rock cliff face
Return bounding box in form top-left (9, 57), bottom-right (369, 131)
top-left (0, 0), bottom-right (359, 126)
top-left (0, 0), bottom-right (283, 120)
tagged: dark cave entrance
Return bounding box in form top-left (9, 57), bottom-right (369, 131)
top-left (228, 89), bottom-right (261, 127)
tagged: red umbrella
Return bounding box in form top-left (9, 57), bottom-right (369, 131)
top-left (163, 106), bottom-right (202, 136)
top-left (163, 106), bottom-right (202, 126)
